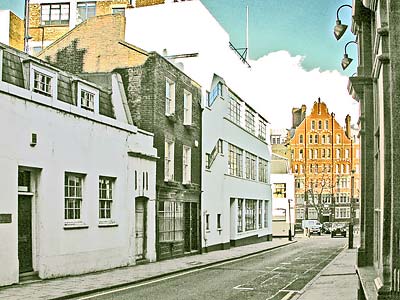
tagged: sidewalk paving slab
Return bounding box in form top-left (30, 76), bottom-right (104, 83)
top-left (292, 247), bottom-right (358, 300)
top-left (0, 238), bottom-right (296, 300)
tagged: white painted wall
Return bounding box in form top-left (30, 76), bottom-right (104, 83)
top-left (202, 81), bottom-right (272, 248)
top-left (271, 173), bottom-right (295, 236)
top-left (0, 50), bottom-right (157, 286)
top-left (0, 11), bottom-right (10, 46)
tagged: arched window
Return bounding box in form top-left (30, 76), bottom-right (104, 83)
top-left (299, 134), bottom-right (303, 143)
top-left (325, 120), bottom-right (329, 129)
top-left (318, 120), bottom-right (322, 129)
top-left (322, 135), bottom-right (326, 144)
top-left (311, 120), bottom-right (315, 130)
top-left (336, 134), bottom-right (341, 144)
top-left (315, 134), bottom-right (318, 143)
top-left (309, 134), bottom-right (313, 143)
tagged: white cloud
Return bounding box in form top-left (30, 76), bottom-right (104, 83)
top-left (236, 50), bottom-right (359, 129)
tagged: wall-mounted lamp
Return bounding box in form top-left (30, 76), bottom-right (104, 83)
top-left (341, 41), bottom-right (357, 70)
top-left (333, 4), bottom-right (352, 40)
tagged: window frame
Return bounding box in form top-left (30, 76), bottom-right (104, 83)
top-left (182, 145), bottom-right (191, 184)
top-left (77, 2), bottom-right (96, 23)
top-left (164, 139), bottom-right (175, 181)
top-left (41, 3), bottom-right (70, 26)
top-left (98, 176), bottom-right (116, 225)
top-left (77, 81), bottom-right (99, 113)
top-left (64, 172), bottom-right (85, 226)
top-left (245, 109), bottom-right (255, 134)
top-left (229, 97), bottom-right (241, 125)
top-left (183, 89), bottom-right (193, 125)
top-left (165, 78), bottom-right (175, 116)
top-left (228, 144), bottom-right (243, 177)
top-left (30, 64), bottom-right (58, 99)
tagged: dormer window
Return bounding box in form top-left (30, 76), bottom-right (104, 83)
top-left (80, 89), bottom-right (95, 111)
top-left (33, 71), bottom-right (52, 96)
top-left (29, 63), bottom-right (57, 99)
top-left (77, 81), bottom-right (99, 113)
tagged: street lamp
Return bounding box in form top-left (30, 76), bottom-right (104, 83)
top-left (288, 199), bottom-right (293, 241)
top-left (341, 41), bottom-right (357, 70)
top-left (333, 4), bottom-right (352, 40)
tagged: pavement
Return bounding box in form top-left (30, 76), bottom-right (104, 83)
top-left (292, 237), bottom-right (359, 300)
top-left (0, 235), bottom-right (359, 300)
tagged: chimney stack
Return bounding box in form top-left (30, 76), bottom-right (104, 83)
top-left (345, 114), bottom-right (351, 138)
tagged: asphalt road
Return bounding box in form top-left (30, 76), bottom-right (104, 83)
top-left (74, 236), bottom-right (347, 300)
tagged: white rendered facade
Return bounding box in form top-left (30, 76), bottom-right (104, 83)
top-left (202, 75), bottom-right (272, 250)
top-left (0, 44), bottom-right (157, 286)
top-left (271, 170), bottom-right (295, 237)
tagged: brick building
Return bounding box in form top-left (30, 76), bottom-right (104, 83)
top-left (27, 0), bottom-right (191, 55)
top-left (0, 10), bottom-right (24, 51)
top-left (39, 14), bottom-right (202, 260)
top-left (288, 98), bottom-right (360, 225)
top-left (347, 0), bottom-right (400, 298)
top-left (27, 0), bottom-right (131, 54)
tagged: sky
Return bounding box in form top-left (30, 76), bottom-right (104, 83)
top-left (0, 0), bottom-right (358, 129)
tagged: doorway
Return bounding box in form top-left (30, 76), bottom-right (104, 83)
top-left (184, 202), bottom-right (198, 253)
top-left (135, 197), bottom-right (147, 260)
top-left (18, 195), bottom-right (33, 273)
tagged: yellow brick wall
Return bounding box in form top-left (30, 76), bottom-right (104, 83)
top-left (135, 0), bottom-right (165, 7)
top-left (96, 0), bottom-right (131, 15)
top-left (28, 4), bottom-right (70, 43)
top-left (38, 14), bottom-right (148, 73)
top-left (9, 11), bottom-right (24, 51)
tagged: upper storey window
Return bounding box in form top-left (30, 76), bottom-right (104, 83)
top-left (33, 71), bottom-right (52, 96)
top-left (77, 2), bottom-right (96, 23)
top-left (229, 97), bottom-right (241, 125)
top-left (165, 78), bottom-right (175, 116)
top-left (77, 82), bottom-right (99, 113)
top-left (30, 64), bottom-right (58, 99)
top-left (258, 120), bottom-right (267, 141)
top-left (311, 120), bottom-right (315, 130)
top-left (112, 7), bottom-right (125, 16)
top-left (245, 109), bottom-right (255, 134)
top-left (41, 3), bottom-right (70, 26)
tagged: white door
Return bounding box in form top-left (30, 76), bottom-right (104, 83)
top-left (135, 198), bottom-right (146, 260)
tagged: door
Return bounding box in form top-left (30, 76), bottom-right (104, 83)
top-left (135, 198), bottom-right (147, 260)
top-left (184, 202), bottom-right (198, 252)
top-left (18, 195), bottom-right (33, 273)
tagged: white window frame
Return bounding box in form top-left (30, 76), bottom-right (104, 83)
top-left (30, 63), bottom-right (58, 100)
top-left (64, 173), bottom-right (85, 226)
top-left (183, 89), bottom-right (192, 125)
top-left (165, 139), bottom-right (175, 181)
top-left (182, 145), bottom-right (191, 184)
top-left (41, 3), bottom-right (70, 26)
top-left (77, 2), bottom-right (96, 23)
top-left (165, 78), bottom-right (175, 116)
top-left (77, 81), bottom-right (99, 113)
top-left (245, 109), bottom-right (255, 134)
top-left (258, 120), bottom-right (267, 140)
top-left (98, 176), bottom-right (115, 225)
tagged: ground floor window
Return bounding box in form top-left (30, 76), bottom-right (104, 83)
top-left (237, 199), bottom-right (243, 232)
top-left (245, 199), bottom-right (257, 231)
top-left (158, 201), bottom-right (183, 242)
top-left (264, 200), bottom-right (268, 228)
top-left (258, 200), bottom-right (262, 228)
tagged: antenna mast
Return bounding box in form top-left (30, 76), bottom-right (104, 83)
top-left (246, 5), bottom-right (249, 60)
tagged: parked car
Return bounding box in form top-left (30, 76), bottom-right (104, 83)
top-left (322, 222), bottom-right (333, 234)
top-left (331, 222), bottom-right (348, 238)
top-left (302, 219), bottom-right (322, 235)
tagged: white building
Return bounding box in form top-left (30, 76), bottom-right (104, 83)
top-left (202, 75), bottom-right (272, 251)
top-left (0, 43), bottom-right (157, 286)
top-left (270, 153), bottom-right (295, 237)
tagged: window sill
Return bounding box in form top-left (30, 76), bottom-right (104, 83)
top-left (98, 222), bottom-right (118, 228)
top-left (64, 222), bottom-right (89, 230)
top-left (166, 114), bottom-right (176, 122)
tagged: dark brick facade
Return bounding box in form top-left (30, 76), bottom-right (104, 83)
top-left (116, 52), bottom-right (202, 260)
